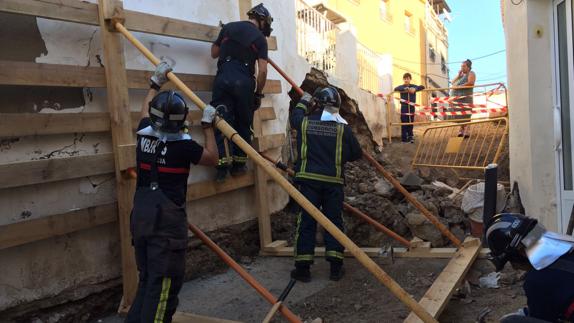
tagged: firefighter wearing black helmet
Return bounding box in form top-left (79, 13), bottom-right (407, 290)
top-left (126, 62), bottom-right (218, 323)
top-left (289, 87), bottom-right (363, 283)
top-left (485, 213), bottom-right (574, 323)
top-left (210, 3), bottom-right (273, 182)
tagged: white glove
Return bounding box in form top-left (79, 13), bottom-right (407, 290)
top-left (150, 61), bottom-right (173, 88)
top-left (202, 104), bottom-right (217, 125)
top-left (301, 91), bottom-right (312, 103)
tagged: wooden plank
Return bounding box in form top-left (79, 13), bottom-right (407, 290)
top-left (0, 106), bottom-right (275, 138)
top-left (173, 312), bottom-right (243, 323)
top-left (261, 245), bottom-right (490, 259)
top-left (0, 154), bottom-right (114, 189)
top-left (0, 0), bottom-right (277, 50)
top-left (255, 165), bottom-right (272, 248)
top-left (117, 144), bottom-right (136, 171)
top-left (0, 113), bottom-right (111, 137)
top-left (97, 0), bottom-right (138, 313)
top-left (0, 203), bottom-right (117, 250)
top-left (404, 238), bottom-right (482, 323)
top-left (253, 133), bottom-right (286, 152)
top-left (265, 240), bottom-right (288, 249)
top-left (0, 61), bottom-right (282, 94)
top-left (187, 171), bottom-right (255, 202)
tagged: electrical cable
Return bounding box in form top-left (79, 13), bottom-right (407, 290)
top-left (393, 49), bottom-right (506, 66)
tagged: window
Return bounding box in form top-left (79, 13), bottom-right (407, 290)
top-left (404, 11), bottom-right (413, 34)
top-left (429, 45), bottom-right (436, 62)
top-left (380, 0), bottom-right (392, 22)
top-left (440, 54), bottom-right (446, 74)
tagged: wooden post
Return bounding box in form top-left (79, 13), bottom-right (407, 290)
top-left (97, 0), bottom-right (137, 313)
top-left (238, 0), bottom-right (252, 20)
top-left (237, 0), bottom-right (272, 249)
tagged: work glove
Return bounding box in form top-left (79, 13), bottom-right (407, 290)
top-left (201, 104), bottom-right (217, 126)
top-left (300, 91), bottom-right (313, 105)
top-left (254, 92), bottom-right (264, 111)
top-left (150, 61), bottom-right (173, 89)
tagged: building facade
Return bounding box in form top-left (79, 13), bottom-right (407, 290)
top-left (306, 0), bottom-right (450, 93)
top-left (502, 0), bottom-right (574, 232)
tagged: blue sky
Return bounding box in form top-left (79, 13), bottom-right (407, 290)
top-left (445, 0), bottom-right (507, 85)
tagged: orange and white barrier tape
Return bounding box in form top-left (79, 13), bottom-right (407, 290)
top-left (402, 107), bottom-right (507, 116)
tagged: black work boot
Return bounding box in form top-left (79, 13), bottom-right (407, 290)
top-left (215, 168), bottom-right (228, 182)
top-left (291, 263), bottom-right (311, 283)
top-left (230, 163), bottom-right (247, 176)
top-left (329, 262), bottom-right (345, 281)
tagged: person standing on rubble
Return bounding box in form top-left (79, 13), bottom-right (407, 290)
top-left (451, 59), bottom-right (476, 138)
top-left (289, 87), bottom-right (363, 282)
top-left (485, 213), bottom-right (574, 323)
top-left (394, 73), bottom-right (425, 143)
top-left (209, 3), bottom-right (273, 182)
top-left (126, 62), bottom-right (219, 323)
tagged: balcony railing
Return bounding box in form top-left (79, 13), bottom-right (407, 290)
top-left (356, 42), bottom-right (381, 94)
top-left (295, 0), bottom-right (338, 75)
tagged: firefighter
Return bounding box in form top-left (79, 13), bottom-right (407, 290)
top-left (289, 87), bottom-right (363, 282)
top-left (210, 3), bottom-right (273, 181)
top-left (126, 62), bottom-right (218, 323)
top-left (485, 213), bottom-right (574, 323)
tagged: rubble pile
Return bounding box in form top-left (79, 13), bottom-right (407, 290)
top-left (343, 158), bottom-right (469, 247)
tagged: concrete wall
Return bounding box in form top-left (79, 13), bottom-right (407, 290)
top-left (503, 0), bottom-right (559, 229)
top-left (0, 0), bottom-right (392, 312)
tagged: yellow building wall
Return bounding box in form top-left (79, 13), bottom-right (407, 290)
top-left (325, 0), bottom-right (428, 87)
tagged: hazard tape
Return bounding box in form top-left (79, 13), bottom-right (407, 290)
top-left (430, 89), bottom-right (505, 103)
top-left (401, 107), bottom-right (507, 116)
top-left (395, 97), bottom-right (493, 110)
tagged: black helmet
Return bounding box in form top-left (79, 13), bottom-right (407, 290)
top-left (247, 3), bottom-right (273, 37)
top-left (149, 90), bottom-right (188, 133)
top-left (313, 86), bottom-right (341, 109)
top-left (485, 213), bottom-right (538, 271)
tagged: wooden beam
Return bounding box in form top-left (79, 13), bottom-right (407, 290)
top-left (253, 133), bottom-right (286, 152)
top-left (0, 0), bottom-right (277, 50)
top-left (187, 171), bottom-right (255, 202)
top-left (261, 245), bottom-right (490, 259)
top-left (0, 113), bottom-right (111, 137)
top-left (404, 238), bottom-right (481, 323)
top-left (97, 0), bottom-right (138, 312)
top-left (0, 107), bottom-right (276, 138)
top-left (173, 312), bottom-right (243, 323)
top-left (238, 0), bottom-right (252, 21)
top-left (0, 203), bottom-right (117, 251)
top-left (0, 61), bottom-right (282, 94)
top-left (0, 153), bottom-right (114, 189)
top-left (255, 165), bottom-right (272, 248)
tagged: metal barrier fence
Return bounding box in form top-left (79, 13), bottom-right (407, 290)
top-left (412, 117), bottom-right (508, 171)
top-left (295, 0), bottom-right (338, 75)
top-left (357, 42), bottom-right (381, 94)
top-left (385, 82), bottom-right (508, 142)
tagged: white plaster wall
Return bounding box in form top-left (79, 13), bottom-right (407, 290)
top-left (504, 0), bottom-right (558, 229)
top-left (0, 0), bottom-right (394, 310)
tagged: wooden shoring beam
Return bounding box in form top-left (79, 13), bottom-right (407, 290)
top-left (0, 203), bottom-right (117, 251)
top-left (0, 0), bottom-right (277, 49)
top-left (260, 244), bottom-right (490, 259)
top-left (173, 312), bottom-right (243, 323)
top-left (0, 107), bottom-right (276, 138)
top-left (0, 131), bottom-right (282, 189)
top-left (97, 0), bottom-right (138, 312)
top-left (0, 153), bottom-right (114, 190)
top-left (404, 238), bottom-right (482, 323)
top-left (0, 60), bottom-right (282, 94)
top-left (0, 174), bottom-right (271, 250)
